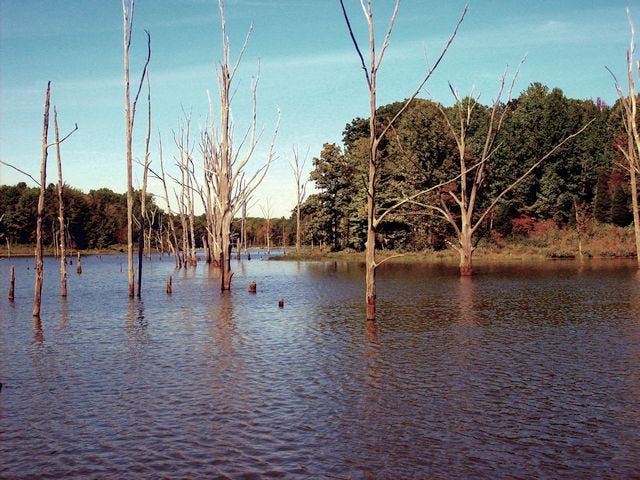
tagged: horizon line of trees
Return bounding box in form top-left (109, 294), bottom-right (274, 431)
top-left (0, 182), bottom-right (295, 252)
top-left (1, 82), bottom-right (637, 255)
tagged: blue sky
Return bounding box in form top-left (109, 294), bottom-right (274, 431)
top-left (1, 0), bottom-right (639, 217)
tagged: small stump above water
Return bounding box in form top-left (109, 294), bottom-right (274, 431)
top-left (248, 282), bottom-right (256, 293)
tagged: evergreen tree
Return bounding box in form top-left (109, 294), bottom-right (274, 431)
top-left (610, 185), bottom-right (632, 227)
top-left (593, 170), bottom-right (612, 223)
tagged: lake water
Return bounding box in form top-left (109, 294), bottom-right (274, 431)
top-left (1, 253), bottom-right (639, 479)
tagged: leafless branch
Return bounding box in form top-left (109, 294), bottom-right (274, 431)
top-left (339, 0), bottom-right (371, 87)
top-left (0, 160), bottom-right (41, 186)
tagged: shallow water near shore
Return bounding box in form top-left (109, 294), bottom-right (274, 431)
top-left (1, 253), bottom-right (639, 478)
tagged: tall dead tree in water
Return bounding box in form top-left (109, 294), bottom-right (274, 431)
top-left (137, 74), bottom-right (152, 297)
top-left (428, 71), bottom-right (591, 276)
top-left (33, 83), bottom-right (51, 317)
top-left (33, 84), bottom-right (77, 315)
top-left (122, 0), bottom-right (150, 297)
top-left (202, 0), bottom-right (277, 291)
top-left (289, 146), bottom-right (308, 252)
top-left (339, 0), bottom-right (466, 321)
top-left (609, 9), bottom-right (640, 268)
top-left (54, 106), bottom-right (79, 297)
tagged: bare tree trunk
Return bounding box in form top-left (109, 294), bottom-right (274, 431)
top-left (122, 0), bottom-right (150, 296)
top-left (459, 221), bottom-right (473, 276)
top-left (261, 201), bottom-right (272, 255)
top-left (138, 75), bottom-right (152, 298)
top-left (290, 146), bottom-right (308, 252)
top-left (9, 265), bottom-right (15, 301)
top-left (54, 107), bottom-right (67, 297)
top-left (123, 0), bottom-right (135, 297)
top-left (218, 4), bottom-right (233, 291)
top-left (33, 82), bottom-right (51, 318)
top-left (266, 220), bottom-right (271, 254)
top-left (236, 218), bottom-right (242, 261)
top-left (365, 94), bottom-right (378, 321)
top-left (242, 201), bottom-right (248, 256)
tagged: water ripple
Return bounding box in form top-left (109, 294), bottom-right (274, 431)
top-left (1, 256), bottom-right (639, 478)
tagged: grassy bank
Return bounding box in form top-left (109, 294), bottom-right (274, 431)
top-left (2, 223), bottom-right (637, 264)
top-left (274, 222), bottom-right (639, 264)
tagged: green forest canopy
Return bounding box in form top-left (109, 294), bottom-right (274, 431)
top-left (0, 83), bottom-right (636, 252)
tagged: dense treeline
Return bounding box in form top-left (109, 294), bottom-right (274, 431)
top-left (300, 83), bottom-right (636, 251)
top-left (0, 183), bottom-right (155, 249)
top-left (0, 182), bottom-right (295, 251)
top-left (1, 83), bottom-right (635, 255)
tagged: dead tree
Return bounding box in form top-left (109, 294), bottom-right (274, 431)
top-left (149, 135), bottom-right (181, 267)
top-left (32, 83), bottom-right (51, 317)
top-left (122, 0), bottom-right (150, 297)
top-left (260, 200), bottom-right (273, 254)
top-left (137, 74), bottom-right (152, 297)
top-left (54, 107), bottom-right (71, 297)
top-left (428, 76), bottom-right (592, 275)
top-left (241, 199), bottom-right (249, 256)
top-left (339, 0), bottom-right (466, 320)
top-left (608, 9), bottom-right (640, 268)
top-left (289, 146), bottom-right (309, 252)
top-left (202, 0), bottom-right (278, 291)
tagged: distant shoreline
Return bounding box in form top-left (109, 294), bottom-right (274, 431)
top-left (4, 245), bottom-right (636, 264)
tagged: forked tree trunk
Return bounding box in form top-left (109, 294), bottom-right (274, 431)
top-left (33, 82), bottom-right (51, 318)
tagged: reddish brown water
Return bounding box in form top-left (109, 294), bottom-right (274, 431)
top-left (1, 255), bottom-right (639, 478)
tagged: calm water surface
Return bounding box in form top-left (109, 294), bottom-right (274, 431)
top-left (1, 254), bottom-right (639, 479)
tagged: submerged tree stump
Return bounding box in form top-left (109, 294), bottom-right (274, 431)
top-left (248, 281), bottom-right (256, 293)
top-left (76, 251), bottom-right (82, 274)
top-left (166, 275), bottom-right (172, 294)
top-left (278, 297), bottom-right (284, 308)
top-left (9, 266), bottom-right (15, 301)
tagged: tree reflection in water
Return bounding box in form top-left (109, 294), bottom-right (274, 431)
top-left (126, 298), bottom-right (148, 351)
top-left (33, 316), bottom-right (44, 344)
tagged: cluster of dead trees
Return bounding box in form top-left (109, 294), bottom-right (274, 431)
top-left (121, 0), bottom-right (277, 297)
